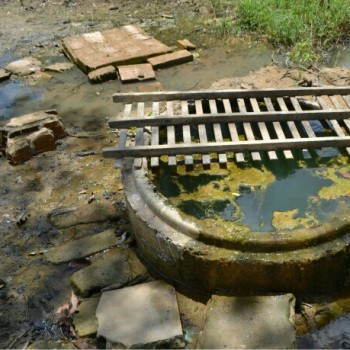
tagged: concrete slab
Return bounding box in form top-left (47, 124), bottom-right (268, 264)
top-left (45, 228), bottom-right (118, 264)
top-left (96, 280), bottom-right (183, 348)
top-left (70, 247), bottom-right (148, 297)
top-left (147, 50), bottom-right (193, 69)
top-left (118, 63), bottom-right (155, 83)
top-left (198, 294), bottom-right (296, 349)
top-left (63, 26), bottom-right (172, 73)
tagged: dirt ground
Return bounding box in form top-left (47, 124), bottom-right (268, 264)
top-left (1, 0), bottom-right (350, 349)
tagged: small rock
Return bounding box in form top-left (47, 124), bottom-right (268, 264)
top-left (73, 296), bottom-right (100, 337)
top-left (6, 136), bottom-right (32, 165)
top-left (70, 247), bottom-right (148, 297)
top-left (45, 228), bottom-right (118, 264)
top-left (27, 127), bottom-right (56, 155)
top-left (6, 57), bottom-right (42, 76)
top-left (0, 69), bottom-right (11, 82)
top-left (96, 280), bottom-right (183, 348)
top-left (45, 62), bottom-right (74, 72)
top-left (176, 39), bottom-right (196, 50)
top-left (88, 65), bottom-right (117, 84)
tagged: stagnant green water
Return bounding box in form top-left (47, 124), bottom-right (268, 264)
top-left (151, 154), bottom-right (350, 233)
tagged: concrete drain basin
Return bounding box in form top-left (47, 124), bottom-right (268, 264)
top-left (122, 156), bottom-right (350, 295)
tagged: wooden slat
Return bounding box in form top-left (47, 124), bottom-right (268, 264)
top-left (150, 102), bottom-right (160, 167)
top-left (113, 86), bottom-right (350, 103)
top-left (318, 95), bottom-right (350, 156)
top-left (277, 97), bottom-right (311, 159)
top-left (104, 136), bottom-right (350, 158)
top-left (340, 95), bottom-right (350, 132)
top-left (250, 98), bottom-right (277, 160)
top-left (264, 98), bottom-right (293, 159)
top-left (223, 99), bottom-right (244, 162)
top-left (237, 98), bottom-right (261, 161)
top-left (181, 101), bottom-right (193, 166)
top-left (108, 109), bottom-right (350, 128)
top-left (166, 101), bottom-right (177, 166)
top-left (115, 103), bottom-right (132, 168)
top-left (133, 102), bottom-right (144, 169)
top-left (195, 100), bottom-right (211, 165)
top-left (210, 99), bottom-right (227, 164)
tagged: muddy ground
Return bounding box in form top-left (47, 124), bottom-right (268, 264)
top-left (1, 0), bottom-right (350, 349)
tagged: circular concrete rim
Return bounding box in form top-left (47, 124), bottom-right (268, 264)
top-left (129, 158), bottom-right (350, 253)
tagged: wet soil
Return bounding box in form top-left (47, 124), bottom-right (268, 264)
top-left (1, 0), bottom-right (350, 348)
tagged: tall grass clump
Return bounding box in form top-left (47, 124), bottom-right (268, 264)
top-left (227, 0), bottom-right (350, 65)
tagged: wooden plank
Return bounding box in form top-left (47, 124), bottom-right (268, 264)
top-left (317, 95), bottom-right (350, 156)
top-left (113, 86), bottom-right (350, 103)
top-left (108, 109), bottom-right (350, 128)
top-left (340, 95), bottom-right (350, 132)
top-left (250, 98), bottom-right (278, 160)
top-left (195, 100), bottom-right (211, 165)
top-left (277, 97), bottom-right (311, 159)
top-left (103, 136), bottom-right (350, 158)
top-left (133, 102), bottom-right (145, 169)
top-left (210, 99), bottom-right (227, 164)
top-left (223, 99), bottom-right (244, 162)
top-left (237, 98), bottom-right (261, 161)
top-left (264, 97), bottom-right (293, 159)
top-left (150, 102), bottom-right (160, 167)
top-left (115, 103), bottom-right (132, 168)
top-left (181, 101), bottom-right (194, 166)
top-left (166, 101), bottom-right (177, 166)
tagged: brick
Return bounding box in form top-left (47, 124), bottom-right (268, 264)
top-left (88, 65), bottom-right (117, 83)
top-left (176, 39), bottom-right (196, 50)
top-left (6, 136), bottom-right (32, 165)
top-left (118, 63), bottom-right (155, 83)
top-left (147, 50), bottom-right (193, 69)
top-left (27, 127), bottom-right (55, 155)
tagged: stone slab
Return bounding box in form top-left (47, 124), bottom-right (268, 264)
top-left (27, 127), bottom-right (55, 155)
top-left (73, 296), bottom-right (100, 337)
top-left (70, 248), bottom-right (148, 297)
top-left (118, 63), bottom-right (155, 83)
top-left (63, 25), bottom-right (172, 73)
top-left (147, 50), bottom-right (193, 69)
top-left (45, 228), bottom-right (118, 264)
top-left (198, 294), bottom-right (296, 349)
top-left (96, 280), bottom-right (183, 347)
top-left (88, 65), bottom-right (117, 83)
top-left (48, 200), bottom-right (121, 228)
top-left (176, 39), bottom-right (196, 50)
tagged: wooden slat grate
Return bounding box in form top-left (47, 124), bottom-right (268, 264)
top-left (104, 87), bottom-right (350, 168)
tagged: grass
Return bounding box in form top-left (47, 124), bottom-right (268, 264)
top-left (214, 0), bottom-right (350, 65)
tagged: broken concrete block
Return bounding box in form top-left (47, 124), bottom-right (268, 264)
top-left (147, 50), bottom-right (193, 69)
top-left (40, 118), bottom-right (66, 140)
top-left (63, 26), bottom-right (172, 73)
top-left (70, 248), bottom-right (148, 297)
top-left (48, 200), bottom-right (121, 228)
top-left (73, 296), bottom-right (100, 337)
top-left (118, 63), bottom-right (155, 83)
top-left (0, 69), bottom-right (11, 82)
top-left (6, 57), bottom-right (42, 76)
top-left (88, 65), bottom-right (117, 84)
top-left (96, 280), bottom-right (183, 348)
top-left (6, 136), bottom-right (32, 165)
top-left (45, 228), bottom-right (118, 264)
top-left (176, 39), bottom-right (196, 50)
top-left (198, 294), bottom-right (296, 349)
top-left (45, 62), bottom-right (74, 72)
top-left (27, 127), bottom-right (55, 155)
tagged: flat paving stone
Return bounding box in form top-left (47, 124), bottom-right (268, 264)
top-left (147, 50), bottom-right (193, 69)
top-left (96, 280), bottom-right (183, 348)
top-left (118, 63), bottom-right (155, 83)
top-left (45, 228), bottom-right (118, 264)
top-left (63, 25), bottom-right (172, 73)
top-left (73, 296), bottom-right (100, 337)
top-left (198, 294), bottom-right (296, 349)
top-left (70, 247), bottom-right (148, 297)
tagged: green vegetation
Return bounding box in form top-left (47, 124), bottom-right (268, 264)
top-left (214, 0), bottom-right (350, 65)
